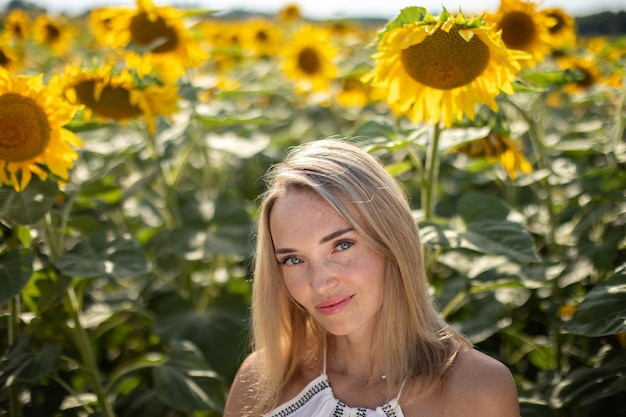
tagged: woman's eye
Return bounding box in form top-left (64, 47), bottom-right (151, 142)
top-left (281, 256), bottom-right (302, 266)
top-left (336, 241), bottom-right (353, 251)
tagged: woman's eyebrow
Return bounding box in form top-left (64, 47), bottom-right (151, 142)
top-left (274, 227), bottom-right (354, 255)
top-left (319, 227), bottom-right (354, 244)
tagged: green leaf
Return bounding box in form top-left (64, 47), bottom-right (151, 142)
top-left (564, 267), bottom-right (626, 337)
top-left (384, 7), bottom-right (429, 32)
top-left (55, 232), bottom-right (149, 278)
top-left (519, 399), bottom-right (552, 417)
top-left (115, 389), bottom-right (170, 417)
top-left (65, 120), bottom-right (115, 132)
top-left (385, 160), bottom-right (414, 177)
top-left (193, 114), bottom-right (271, 130)
top-left (168, 340), bottom-right (214, 371)
top-left (0, 177), bottom-right (58, 225)
top-left (21, 270), bottom-right (71, 315)
top-left (460, 221), bottom-right (539, 263)
top-left (456, 193), bottom-right (539, 263)
top-left (419, 221), bottom-right (454, 249)
top-left (551, 352), bottom-right (626, 407)
top-left (518, 69), bottom-right (583, 89)
top-left (374, 7), bottom-right (433, 45)
top-left (455, 293), bottom-right (508, 343)
top-left (0, 249), bottom-right (34, 306)
top-left (581, 167), bottom-right (626, 203)
top-left (457, 192), bottom-right (510, 223)
top-left (152, 363), bottom-right (217, 412)
top-left (151, 291), bottom-right (248, 379)
top-left (0, 335), bottom-right (61, 385)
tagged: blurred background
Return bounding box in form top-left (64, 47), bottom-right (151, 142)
top-left (3, 0), bottom-right (626, 18)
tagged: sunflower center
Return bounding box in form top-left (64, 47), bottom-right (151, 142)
top-left (0, 93), bottom-right (51, 162)
top-left (73, 80), bottom-right (144, 119)
top-left (11, 24), bottom-right (25, 39)
top-left (546, 13), bottom-right (565, 35)
top-left (400, 26), bottom-right (490, 90)
top-left (129, 12), bottom-right (179, 53)
top-left (499, 11), bottom-right (536, 50)
top-left (255, 30), bottom-right (269, 43)
top-left (297, 46), bottom-right (321, 75)
top-left (0, 50), bottom-right (9, 68)
top-left (45, 23), bottom-right (61, 43)
top-left (574, 66), bottom-right (594, 88)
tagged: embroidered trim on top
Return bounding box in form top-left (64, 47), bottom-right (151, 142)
top-left (269, 379), bottom-right (331, 417)
top-left (380, 401), bottom-right (399, 417)
top-left (333, 399), bottom-right (398, 417)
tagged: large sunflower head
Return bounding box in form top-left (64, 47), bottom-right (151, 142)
top-left (90, 0), bottom-right (208, 84)
top-left (363, 7), bottom-right (527, 127)
top-left (62, 65), bottom-right (179, 134)
top-left (0, 69), bottom-right (82, 191)
top-left (542, 7), bottom-right (577, 51)
top-left (486, 0), bottom-right (553, 68)
top-left (281, 24), bottom-right (339, 94)
top-left (3, 9), bottom-right (31, 41)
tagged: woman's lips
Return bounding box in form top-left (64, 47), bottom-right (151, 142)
top-left (316, 295), bottom-right (353, 315)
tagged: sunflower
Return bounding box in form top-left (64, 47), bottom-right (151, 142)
top-left (334, 65), bottom-right (385, 108)
top-left (363, 7), bottom-right (526, 128)
top-left (0, 69), bottom-right (82, 191)
top-left (0, 40), bottom-right (22, 73)
top-left (240, 18), bottom-right (283, 59)
top-left (451, 131), bottom-right (532, 179)
top-left (198, 19), bottom-right (244, 73)
top-left (32, 14), bottom-right (74, 55)
top-left (62, 65), bottom-right (179, 134)
top-left (487, 0), bottom-right (553, 68)
top-left (542, 7), bottom-right (577, 51)
top-left (281, 24), bottom-right (339, 94)
top-left (277, 3), bottom-right (302, 24)
top-left (335, 77), bottom-right (372, 108)
top-left (89, 0), bottom-right (208, 84)
top-left (3, 9), bottom-right (31, 41)
top-left (555, 53), bottom-right (624, 94)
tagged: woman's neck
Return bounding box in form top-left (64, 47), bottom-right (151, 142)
top-left (329, 335), bottom-right (385, 381)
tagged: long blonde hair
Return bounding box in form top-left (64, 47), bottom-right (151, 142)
top-left (250, 138), bottom-right (470, 412)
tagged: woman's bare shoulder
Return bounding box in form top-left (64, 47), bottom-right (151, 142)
top-left (223, 351), bottom-right (264, 417)
top-left (442, 348), bottom-right (520, 417)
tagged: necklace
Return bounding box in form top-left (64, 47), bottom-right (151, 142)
top-left (331, 356), bottom-right (387, 383)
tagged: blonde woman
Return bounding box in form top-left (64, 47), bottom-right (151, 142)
top-left (224, 138), bottom-right (519, 417)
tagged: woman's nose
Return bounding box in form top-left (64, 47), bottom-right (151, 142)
top-left (309, 261), bottom-right (338, 292)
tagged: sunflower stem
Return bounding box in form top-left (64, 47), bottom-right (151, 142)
top-left (503, 95), bottom-right (565, 373)
top-left (610, 75), bottom-right (626, 168)
top-left (142, 131), bottom-right (182, 229)
top-left (65, 284), bottom-right (117, 417)
top-left (8, 296), bottom-right (23, 417)
top-left (422, 123), bottom-right (443, 220)
top-left (42, 214), bottom-right (116, 417)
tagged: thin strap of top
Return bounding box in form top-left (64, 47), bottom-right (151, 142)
top-left (396, 378), bottom-right (407, 402)
top-left (322, 338), bottom-right (327, 374)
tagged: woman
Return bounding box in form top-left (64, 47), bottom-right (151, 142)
top-left (224, 138), bottom-right (520, 416)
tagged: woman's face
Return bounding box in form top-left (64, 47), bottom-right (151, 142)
top-left (269, 188), bottom-right (386, 340)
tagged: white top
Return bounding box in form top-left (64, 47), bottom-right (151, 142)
top-left (264, 347), bottom-right (406, 417)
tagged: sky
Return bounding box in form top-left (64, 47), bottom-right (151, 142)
top-left (3, 0), bottom-right (625, 19)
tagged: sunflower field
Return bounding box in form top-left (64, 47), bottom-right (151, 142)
top-left (0, 0), bottom-right (625, 415)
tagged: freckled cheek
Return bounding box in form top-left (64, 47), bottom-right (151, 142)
top-left (283, 275), bottom-right (310, 307)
